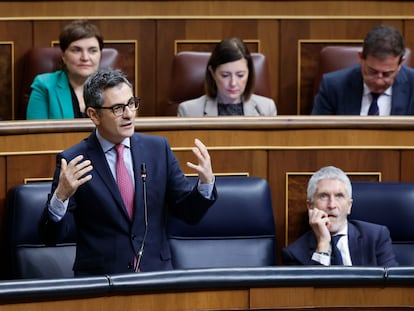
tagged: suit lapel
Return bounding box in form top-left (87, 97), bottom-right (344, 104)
top-left (307, 233), bottom-right (319, 263)
top-left (204, 97), bottom-right (219, 116)
top-left (56, 71), bottom-right (75, 118)
top-left (86, 132), bottom-right (130, 220)
top-left (129, 134), bottom-right (150, 229)
top-left (129, 134), bottom-right (144, 198)
top-left (346, 68), bottom-right (365, 115)
top-left (243, 100), bottom-right (258, 116)
top-left (391, 67), bottom-right (409, 115)
top-left (347, 222), bottom-right (364, 265)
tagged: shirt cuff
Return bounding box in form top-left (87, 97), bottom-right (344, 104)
top-left (48, 191), bottom-right (69, 222)
top-left (197, 176), bottom-right (215, 199)
top-left (312, 251), bottom-right (331, 266)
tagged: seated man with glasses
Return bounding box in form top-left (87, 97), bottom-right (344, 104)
top-left (312, 24), bottom-right (414, 115)
top-left (41, 68), bottom-right (217, 276)
top-left (282, 166), bottom-right (398, 267)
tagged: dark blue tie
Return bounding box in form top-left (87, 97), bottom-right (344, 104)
top-left (368, 92), bottom-right (380, 115)
top-left (331, 235), bottom-right (344, 265)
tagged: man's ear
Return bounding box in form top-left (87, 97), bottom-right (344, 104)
top-left (347, 198), bottom-right (353, 215)
top-left (358, 51), bottom-right (364, 64)
top-left (87, 107), bottom-right (100, 125)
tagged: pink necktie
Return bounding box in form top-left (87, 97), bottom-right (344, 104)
top-left (115, 144), bottom-right (134, 219)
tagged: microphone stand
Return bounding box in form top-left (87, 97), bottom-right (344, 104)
top-left (135, 163), bottom-right (148, 272)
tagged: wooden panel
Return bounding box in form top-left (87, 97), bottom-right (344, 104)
top-left (3, 1), bottom-right (414, 18)
top-left (0, 20), bottom-right (33, 120)
top-left (0, 42), bottom-right (13, 120)
top-left (0, 289), bottom-right (248, 311)
top-left (6, 154), bottom-right (56, 189)
top-left (1, 285), bottom-right (414, 310)
top-left (174, 149), bottom-right (268, 179)
top-left (1, 2), bottom-right (414, 118)
top-left (175, 39), bottom-right (260, 54)
top-left (400, 150), bottom-right (414, 182)
top-left (250, 286), bottom-right (414, 308)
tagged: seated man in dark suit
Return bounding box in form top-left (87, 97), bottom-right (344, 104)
top-left (282, 166), bottom-right (398, 267)
top-left (312, 24), bottom-right (414, 115)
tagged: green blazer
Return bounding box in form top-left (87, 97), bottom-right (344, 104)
top-left (26, 70), bottom-right (75, 120)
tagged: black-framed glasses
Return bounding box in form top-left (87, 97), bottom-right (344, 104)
top-left (93, 97), bottom-right (140, 117)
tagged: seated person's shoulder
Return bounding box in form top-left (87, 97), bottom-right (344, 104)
top-left (177, 95), bottom-right (208, 116)
top-left (32, 70), bottom-right (66, 84)
top-left (249, 94), bottom-right (277, 116)
top-left (250, 93), bottom-right (275, 104)
top-left (348, 219), bottom-right (390, 235)
top-left (400, 65), bottom-right (414, 76)
top-left (322, 64), bottom-right (361, 81)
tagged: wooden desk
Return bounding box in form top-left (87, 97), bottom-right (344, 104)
top-left (0, 267), bottom-right (413, 310)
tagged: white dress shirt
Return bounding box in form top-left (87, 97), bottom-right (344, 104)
top-left (360, 84), bottom-right (392, 116)
top-left (311, 224), bottom-right (353, 266)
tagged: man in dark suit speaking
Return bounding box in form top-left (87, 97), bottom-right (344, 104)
top-left (282, 166), bottom-right (398, 267)
top-left (41, 68), bottom-right (217, 276)
top-left (312, 24), bottom-right (414, 115)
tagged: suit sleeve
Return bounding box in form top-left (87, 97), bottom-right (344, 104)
top-left (262, 98), bottom-right (277, 116)
top-left (26, 75), bottom-right (50, 120)
top-left (281, 247), bottom-right (302, 265)
top-left (282, 246), bottom-right (322, 266)
top-left (376, 225), bottom-right (399, 267)
top-left (177, 102), bottom-right (187, 117)
top-left (39, 152), bottom-right (77, 245)
top-left (312, 74), bottom-right (338, 115)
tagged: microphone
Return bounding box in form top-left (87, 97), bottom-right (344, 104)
top-left (135, 163), bottom-right (148, 272)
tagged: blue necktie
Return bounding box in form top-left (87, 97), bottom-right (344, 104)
top-left (368, 92), bottom-right (380, 115)
top-left (331, 235), bottom-right (344, 265)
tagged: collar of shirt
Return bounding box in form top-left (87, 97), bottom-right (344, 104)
top-left (95, 129), bottom-right (131, 153)
top-left (363, 83), bottom-right (392, 97)
top-left (95, 130), bottom-right (134, 183)
top-left (361, 83), bottom-right (392, 116)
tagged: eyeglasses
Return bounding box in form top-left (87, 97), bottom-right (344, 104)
top-left (363, 65), bottom-right (398, 82)
top-left (93, 97), bottom-right (140, 117)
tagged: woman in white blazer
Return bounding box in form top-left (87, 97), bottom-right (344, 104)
top-left (178, 37), bottom-right (277, 117)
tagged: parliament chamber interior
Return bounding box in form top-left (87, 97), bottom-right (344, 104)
top-left (1, 0), bottom-right (414, 310)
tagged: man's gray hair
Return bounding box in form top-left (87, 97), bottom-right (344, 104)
top-left (83, 68), bottom-right (132, 109)
top-left (307, 166), bottom-right (352, 202)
